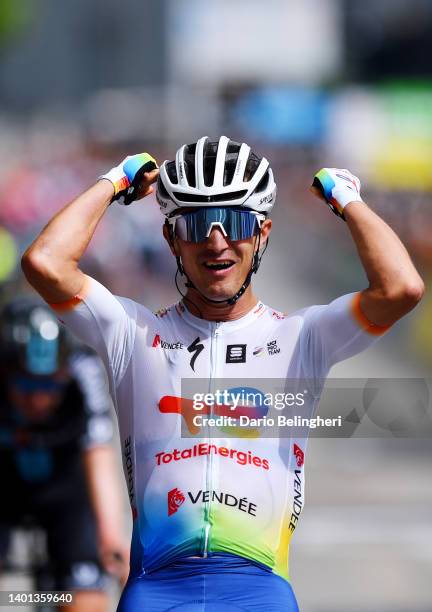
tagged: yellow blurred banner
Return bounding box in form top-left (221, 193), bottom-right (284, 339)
top-left (0, 226), bottom-right (18, 282)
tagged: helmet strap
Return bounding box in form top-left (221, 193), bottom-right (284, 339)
top-left (175, 233), bottom-right (268, 307)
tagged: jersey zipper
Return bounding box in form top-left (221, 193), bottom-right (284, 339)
top-left (203, 321), bottom-right (221, 557)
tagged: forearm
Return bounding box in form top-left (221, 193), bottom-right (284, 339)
top-left (22, 180), bottom-right (114, 302)
top-left (83, 445), bottom-right (125, 536)
top-left (344, 201), bottom-right (424, 324)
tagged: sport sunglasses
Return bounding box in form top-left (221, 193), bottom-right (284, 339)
top-left (11, 375), bottom-right (66, 394)
top-left (168, 207), bottom-right (266, 243)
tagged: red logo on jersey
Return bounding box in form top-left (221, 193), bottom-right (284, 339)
top-left (168, 487), bottom-right (185, 516)
top-left (152, 334), bottom-right (161, 347)
top-left (293, 444), bottom-right (304, 467)
top-left (159, 395), bottom-right (263, 436)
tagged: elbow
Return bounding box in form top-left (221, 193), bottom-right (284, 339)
top-left (21, 247), bottom-right (44, 280)
top-left (382, 279), bottom-right (425, 314)
top-left (401, 279), bottom-right (425, 310)
top-left (21, 247), bottom-right (60, 288)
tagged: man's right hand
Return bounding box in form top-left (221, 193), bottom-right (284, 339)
top-left (310, 167), bottom-right (363, 221)
top-left (99, 153), bottom-right (159, 205)
top-left (22, 153), bottom-right (158, 304)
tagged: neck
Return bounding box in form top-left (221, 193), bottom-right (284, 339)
top-left (183, 285), bottom-right (259, 321)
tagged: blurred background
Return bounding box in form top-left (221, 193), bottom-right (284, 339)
top-left (0, 1), bottom-right (431, 610)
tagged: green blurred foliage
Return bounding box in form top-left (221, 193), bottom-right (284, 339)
top-left (0, 0), bottom-right (32, 45)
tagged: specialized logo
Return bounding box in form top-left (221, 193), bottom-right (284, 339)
top-left (253, 302), bottom-right (265, 316)
top-left (152, 334), bottom-right (184, 350)
top-left (178, 162), bottom-right (185, 181)
top-left (167, 489), bottom-right (258, 517)
top-left (260, 193), bottom-right (273, 205)
top-left (293, 443), bottom-right (304, 467)
top-left (168, 488), bottom-right (186, 516)
top-left (267, 339), bottom-right (280, 355)
top-left (187, 337), bottom-right (204, 371)
top-left (226, 344), bottom-right (246, 363)
top-left (156, 444), bottom-right (270, 470)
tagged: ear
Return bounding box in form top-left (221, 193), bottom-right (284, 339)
top-left (258, 218), bottom-right (272, 248)
top-left (162, 222), bottom-right (180, 257)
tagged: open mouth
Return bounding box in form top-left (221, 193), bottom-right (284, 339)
top-left (203, 260), bottom-right (235, 271)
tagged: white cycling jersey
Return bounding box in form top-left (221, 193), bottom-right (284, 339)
top-left (50, 276), bottom-right (388, 582)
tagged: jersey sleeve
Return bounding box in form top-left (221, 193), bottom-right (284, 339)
top-left (49, 275), bottom-right (137, 393)
top-left (300, 292), bottom-right (391, 383)
top-left (69, 352), bottom-right (114, 450)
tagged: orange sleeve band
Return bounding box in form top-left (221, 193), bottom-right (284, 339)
top-left (350, 292), bottom-right (391, 336)
top-left (48, 276), bottom-right (91, 313)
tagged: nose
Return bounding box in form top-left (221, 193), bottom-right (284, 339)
top-left (205, 226), bottom-right (230, 249)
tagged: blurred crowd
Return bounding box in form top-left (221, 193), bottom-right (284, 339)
top-left (0, 122), bottom-right (431, 366)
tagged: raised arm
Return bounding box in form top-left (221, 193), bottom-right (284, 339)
top-left (311, 168), bottom-right (425, 327)
top-left (22, 154), bottom-right (158, 303)
top-left (344, 202), bottom-right (424, 326)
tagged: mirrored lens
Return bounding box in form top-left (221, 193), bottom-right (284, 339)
top-left (11, 375), bottom-right (65, 394)
top-left (174, 208), bottom-right (259, 243)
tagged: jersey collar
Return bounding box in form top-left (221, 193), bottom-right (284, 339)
top-left (178, 300), bottom-right (267, 334)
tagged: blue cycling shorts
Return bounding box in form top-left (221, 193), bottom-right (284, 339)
top-left (117, 554), bottom-right (299, 611)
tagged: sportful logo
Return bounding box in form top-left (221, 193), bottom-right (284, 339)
top-left (187, 337), bottom-right (204, 372)
top-left (168, 488), bottom-right (186, 516)
top-left (226, 344), bottom-right (246, 363)
top-left (293, 443), bottom-right (304, 467)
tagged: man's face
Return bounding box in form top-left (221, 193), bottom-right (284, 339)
top-left (164, 216), bottom-right (272, 302)
top-left (7, 373), bottom-right (66, 422)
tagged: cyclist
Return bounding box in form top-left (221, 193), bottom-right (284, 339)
top-left (22, 138), bottom-right (424, 610)
top-left (0, 297), bottom-right (129, 612)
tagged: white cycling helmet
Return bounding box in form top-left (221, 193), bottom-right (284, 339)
top-left (157, 135), bottom-right (277, 217)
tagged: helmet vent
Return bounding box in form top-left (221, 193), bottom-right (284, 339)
top-left (157, 176), bottom-right (170, 199)
top-left (203, 140), bottom-right (219, 187)
top-left (172, 190), bottom-right (247, 203)
top-left (244, 152), bottom-right (262, 182)
top-left (223, 141), bottom-right (241, 186)
top-left (256, 170), bottom-right (270, 193)
top-left (184, 143), bottom-right (197, 187)
top-left (166, 161), bottom-right (178, 184)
